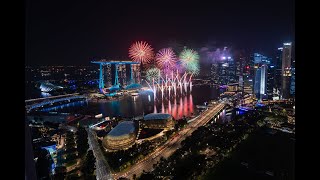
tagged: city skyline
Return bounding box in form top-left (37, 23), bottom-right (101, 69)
top-left (25, 1), bottom-right (295, 179)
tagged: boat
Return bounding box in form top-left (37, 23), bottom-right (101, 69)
top-left (95, 113), bottom-right (103, 118)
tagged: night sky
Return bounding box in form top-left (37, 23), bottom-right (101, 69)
top-left (26, 0), bottom-right (294, 66)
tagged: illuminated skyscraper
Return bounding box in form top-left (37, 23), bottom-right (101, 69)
top-left (274, 47), bottom-right (283, 95)
top-left (290, 57), bottom-right (295, 97)
top-left (267, 65), bottom-right (275, 99)
top-left (281, 42), bottom-right (292, 99)
top-left (254, 64), bottom-right (268, 100)
top-left (253, 53), bottom-right (271, 64)
top-left (210, 63), bottom-right (219, 84)
top-left (253, 53), bottom-right (271, 100)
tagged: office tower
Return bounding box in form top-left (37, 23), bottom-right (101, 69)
top-left (253, 53), bottom-right (271, 100)
top-left (227, 56), bottom-right (236, 83)
top-left (210, 62), bottom-right (219, 84)
top-left (275, 47), bottom-right (283, 93)
top-left (219, 61), bottom-right (229, 85)
top-left (253, 64), bottom-right (268, 100)
top-left (253, 53), bottom-right (271, 64)
top-left (290, 57), bottom-right (295, 97)
top-left (281, 42), bottom-right (292, 99)
top-left (267, 65), bottom-right (275, 99)
top-left (242, 53), bottom-right (253, 94)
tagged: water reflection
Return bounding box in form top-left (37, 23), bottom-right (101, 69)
top-left (39, 85), bottom-right (219, 120)
top-left (41, 101), bottom-right (88, 112)
top-left (152, 94), bottom-right (194, 120)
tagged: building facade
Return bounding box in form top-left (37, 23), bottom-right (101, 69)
top-left (253, 53), bottom-right (271, 100)
top-left (274, 47), bottom-right (283, 96)
top-left (290, 57), bottom-right (295, 97)
top-left (281, 43), bottom-right (292, 99)
top-left (267, 65), bottom-right (275, 99)
top-left (141, 113), bottom-right (175, 130)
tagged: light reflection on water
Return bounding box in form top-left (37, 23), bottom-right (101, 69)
top-left (41, 101), bottom-right (88, 112)
top-left (151, 94), bottom-right (194, 120)
top-left (38, 85), bottom-right (220, 120)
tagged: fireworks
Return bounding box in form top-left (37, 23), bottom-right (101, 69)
top-left (129, 41), bottom-right (154, 64)
top-left (187, 62), bottom-right (200, 75)
top-left (155, 48), bottom-right (177, 70)
top-left (179, 48), bottom-right (200, 75)
top-left (146, 67), bottom-right (160, 82)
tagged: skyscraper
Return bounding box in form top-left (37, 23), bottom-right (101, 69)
top-left (253, 53), bottom-right (271, 64)
top-left (253, 53), bottom-right (271, 100)
top-left (211, 56), bottom-right (236, 85)
top-left (290, 57), bottom-right (295, 97)
top-left (274, 47), bottom-right (283, 94)
top-left (281, 42), bottom-right (292, 99)
top-left (254, 64), bottom-right (268, 100)
top-left (210, 63), bottom-right (219, 84)
top-left (227, 56), bottom-right (237, 83)
top-left (267, 65), bottom-right (275, 99)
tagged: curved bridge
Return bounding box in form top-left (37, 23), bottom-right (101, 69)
top-left (26, 95), bottom-right (87, 112)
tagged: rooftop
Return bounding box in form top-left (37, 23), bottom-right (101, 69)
top-left (144, 113), bottom-right (172, 121)
top-left (107, 121), bottom-right (135, 137)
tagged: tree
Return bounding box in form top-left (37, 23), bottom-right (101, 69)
top-left (53, 166), bottom-right (66, 180)
top-left (76, 126), bottom-right (89, 156)
top-left (138, 172), bottom-right (155, 180)
top-left (82, 150), bottom-right (96, 178)
top-left (36, 148), bottom-right (51, 180)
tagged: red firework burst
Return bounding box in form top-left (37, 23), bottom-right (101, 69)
top-left (155, 48), bottom-right (177, 70)
top-left (129, 41), bottom-right (154, 64)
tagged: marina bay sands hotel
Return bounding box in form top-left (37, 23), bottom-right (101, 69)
top-left (91, 60), bottom-right (141, 93)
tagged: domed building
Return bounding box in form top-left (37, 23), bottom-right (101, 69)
top-left (141, 113), bottom-right (175, 130)
top-left (37, 81), bottom-right (63, 92)
top-left (102, 121), bottom-right (137, 150)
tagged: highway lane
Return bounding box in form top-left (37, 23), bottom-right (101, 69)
top-left (114, 103), bottom-right (225, 179)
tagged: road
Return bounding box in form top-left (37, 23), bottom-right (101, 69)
top-left (87, 128), bottom-right (113, 180)
top-left (113, 102), bottom-right (225, 179)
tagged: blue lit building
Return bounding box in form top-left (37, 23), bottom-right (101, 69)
top-left (253, 53), bottom-right (271, 100)
top-left (91, 60), bottom-right (140, 94)
top-left (290, 57), bottom-right (295, 97)
top-left (41, 145), bottom-right (57, 174)
top-left (253, 53), bottom-right (271, 64)
top-left (253, 64), bottom-right (268, 100)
